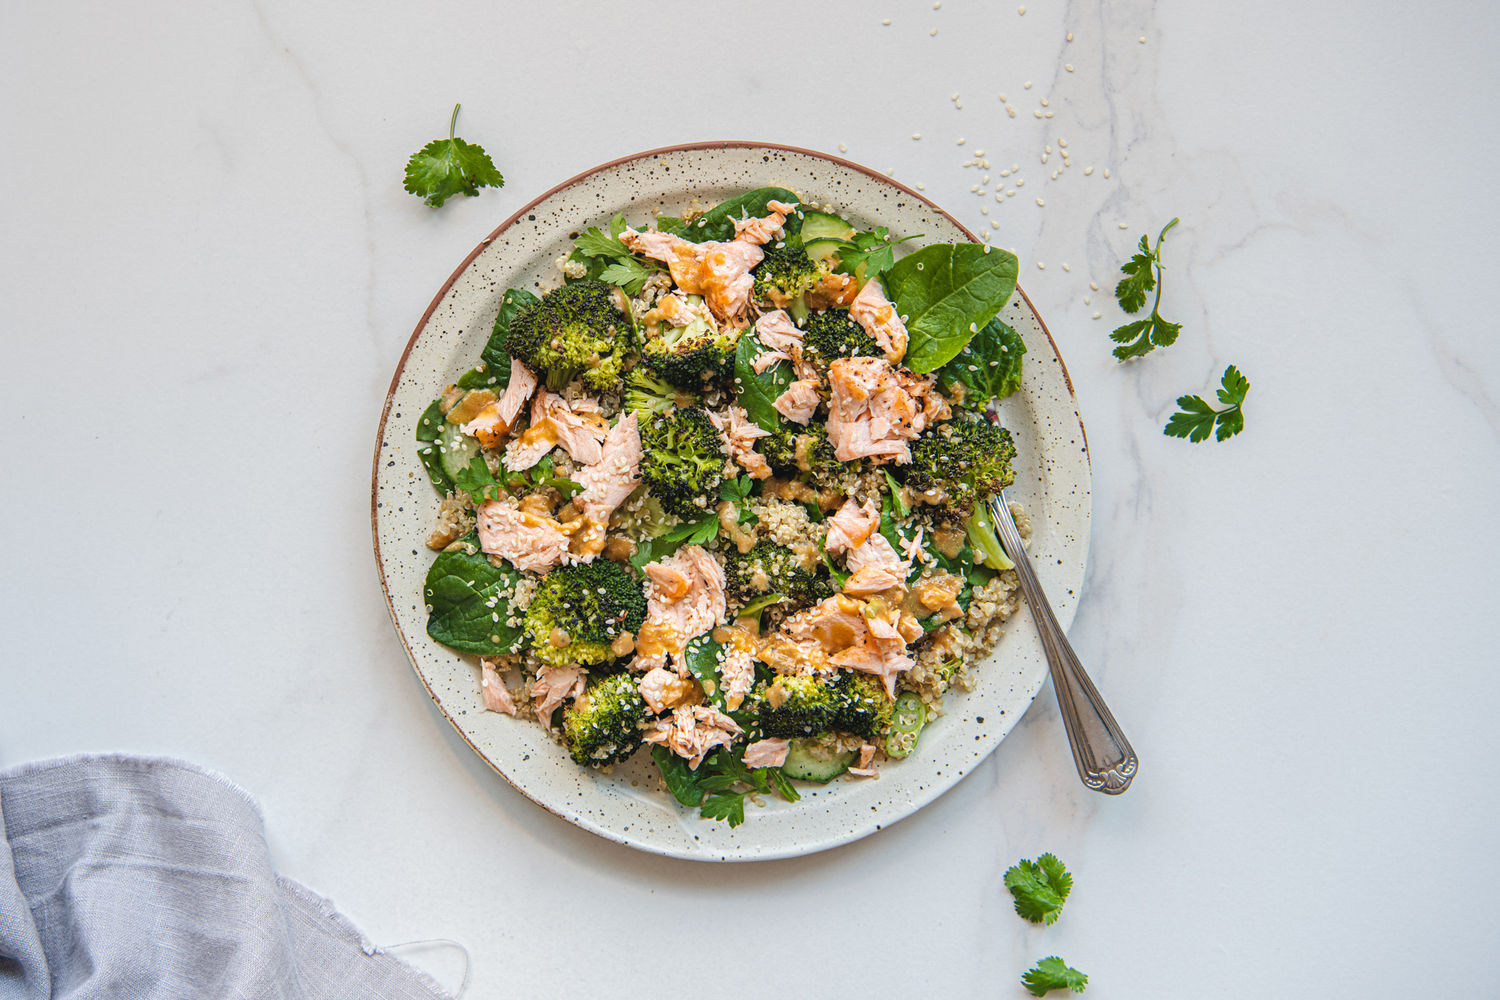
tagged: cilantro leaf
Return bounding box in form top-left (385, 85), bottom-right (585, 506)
top-left (453, 456), bottom-right (504, 503)
top-left (1021, 957), bottom-right (1088, 997)
top-left (1109, 218), bottom-right (1179, 361)
top-left (1164, 365), bottom-right (1249, 442)
top-left (1004, 853), bottom-right (1073, 924)
top-left (571, 211), bottom-right (663, 294)
top-left (403, 104), bottom-right (504, 208)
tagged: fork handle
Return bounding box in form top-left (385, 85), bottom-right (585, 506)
top-left (990, 494), bottom-right (1138, 794)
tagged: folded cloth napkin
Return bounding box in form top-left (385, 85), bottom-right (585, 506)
top-left (0, 755), bottom-right (454, 1000)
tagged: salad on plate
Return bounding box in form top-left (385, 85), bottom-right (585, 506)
top-left (414, 187), bottom-right (1030, 825)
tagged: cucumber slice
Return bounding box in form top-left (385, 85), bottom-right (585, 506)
top-left (437, 422), bottom-right (481, 481)
top-left (800, 211), bottom-right (855, 243)
top-left (782, 739), bottom-right (855, 783)
top-left (802, 237), bottom-right (844, 264)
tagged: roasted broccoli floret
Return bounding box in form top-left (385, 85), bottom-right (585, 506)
top-left (522, 560), bottom-right (648, 669)
top-left (561, 671), bottom-right (650, 766)
top-left (752, 243), bottom-right (823, 309)
top-left (623, 367), bottom-right (696, 418)
top-left (904, 415), bottom-right (1017, 517)
top-left (802, 308), bottom-right (881, 366)
top-left (832, 671), bottom-right (895, 739)
top-left (903, 414), bottom-right (1018, 572)
top-left (638, 407), bottom-right (729, 519)
top-left (758, 422), bottom-right (841, 481)
top-left (755, 674), bottom-right (841, 738)
top-left (507, 279), bottom-right (632, 392)
top-left (723, 539), bottom-right (830, 606)
top-left (639, 295), bottom-right (738, 389)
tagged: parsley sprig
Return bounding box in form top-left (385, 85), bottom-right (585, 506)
top-left (1164, 365), bottom-right (1250, 442)
top-left (833, 226), bottom-right (923, 278)
top-left (1109, 217), bottom-right (1180, 361)
top-left (453, 454), bottom-right (581, 503)
top-left (652, 746), bottom-right (799, 827)
top-left (403, 103), bottom-right (504, 208)
top-left (1004, 853), bottom-right (1073, 924)
top-left (1022, 957), bottom-right (1089, 997)
top-left (571, 212), bottom-right (665, 295)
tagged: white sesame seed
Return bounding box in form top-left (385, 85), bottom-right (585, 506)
top-left (1139, 35), bottom-right (1147, 43)
top-left (1040, 97), bottom-right (1050, 107)
top-left (1051, 170), bottom-right (1059, 179)
top-left (1000, 169), bottom-right (1011, 178)
top-left (1045, 144), bottom-right (1053, 154)
top-left (839, 142), bottom-right (848, 152)
top-left (916, 183), bottom-right (926, 190)
top-left (971, 184), bottom-right (981, 193)
top-left (1083, 296), bottom-right (1090, 304)
top-left (1012, 163), bottom-right (1020, 172)
top-left (1083, 166), bottom-right (1094, 175)
top-left (1066, 31), bottom-right (1074, 41)
top-left (995, 192), bottom-right (1004, 202)
top-left (1090, 281), bottom-right (1099, 291)
top-left (981, 205), bottom-right (989, 215)
top-left (1058, 138), bottom-right (1068, 148)
top-left (957, 137), bottom-right (966, 145)
top-left (955, 100), bottom-right (963, 109)
top-left (1005, 189), bottom-right (1016, 197)
top-left (882, 18), bottom-right (891, 24)
top-left (1007, 105), bottom-right (1018, 117)
top-left (980, 228), bottom-right (991, 239)
top-left (1018, 5), bottom-right (1026, 13)
top-left (1061, 263), bottom-right (1071, 272)
top-left (1036, 198), bottom-right (1046, 207)
top-left (998, 93), bottom-right (1008, 102)
top-left (934, 1), bottom-right (941, 7)
top-left (976, 150), bottom-right (985, 156)
top-left (952, 92), bottom-right (960, 101)
top-left (1024, 81), bottom-right (1033, 89)
top-left (1037, 261), bottom-right (1046, 269)
top-left (912, 132), bottom-right (922, 140)
top-left (1041, 153), bottom-right (1049, 163)
top-left (1034, 110), bottom-right (1044, 118)
top-left (930, 27), bottom-right (939, 35)
top-left (1044, 111), bottom-right (1054, 118)
top-left (1065, 63), bottom-right (1075, 72)
top-left (1103, 168), bottom-right (1111, 178)
top-left (1015, 178), bottom-right (1025, 187)
top-left (1118, 222), bottom-right (1129, 229)
top-left (1091, 311), bottom-right (1102, 319)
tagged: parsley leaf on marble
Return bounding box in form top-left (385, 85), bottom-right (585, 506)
top-left (1021, 957), bottom-right (1089, 997)
top-left (403, 104), bottom-right (504, 208)
top-left (1164, 365), bottom-right (1250, 442)
top-left (1004, 853), bottom-right (1074, 924)
top-left (1109, 218), bottom-right (1180, 361)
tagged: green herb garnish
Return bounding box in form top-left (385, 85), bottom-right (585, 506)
top-left (1021, 957), bottom-right (1088, 996)
top-left (403, 103), bottom-right (504, 208)
top-left (1004, 853), bottom-right (1073, 924)
top-left (1109, 218), bottom-right (1180, 360)
top-left (1164, 365), bottom-right (1249, 442)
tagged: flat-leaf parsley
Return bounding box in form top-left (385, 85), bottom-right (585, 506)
top-left (1165, 364), bottom-right (1250, 442)
top-left (403, 103), bottom-right (504, 208)
top-left (1004, 853), bottom-right (1073, 924)
top-left (1110, 218), bottom-right (1180, 361)
top-left (1021, 957), bottom-right (1088, 997)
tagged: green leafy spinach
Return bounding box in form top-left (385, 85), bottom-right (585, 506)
top-left (883, 243), bottom-right (1020, 373)
top-left (423, 535), bottom-right (526, 655)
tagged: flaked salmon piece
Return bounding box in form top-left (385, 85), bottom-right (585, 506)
top-left (782, 594), bottom-right (870, 652)
top-left (803, 271), bottom-right (860, 311)
top-left (573, 412), bottom-right (642, 526)
top-left (497, 358), bottom-right (538, 428)
top-left (531, 663), bottom-right (586, 727)
top-left (826, 356), bottom-right (946, 464)
top-left (475, 497), bottom-right (570, 574)
top-left (752, 310), bottom-right (819, 381)
top-left (742, 737), bottom-right (791, 769)
top-left (719, 627), bottom-right (757, 710)
top-left (641, 291), bottom-right (711, 332)
top-left (637, 664), bottom-right (700, 714)
top-left (824, 497), bottom-right (880, 555)
top-left (709, 405), bottom-right (773, 480)
top-left (899, 525), bottom-right (930, 565)
top-left (622, 229), bottom-right (764, 323)
top-left (772, 378), bottom-right (821, 425)
top-left (504, 391), bottom-right (611, 471)
top-left (479, 658), bottom-right (517, 715)
top-left (732, 200), bottom-right (799, 246)
top-left (847, 742), bottom-right (880, 777)
top-left (831, 637), bottom-right (914, 699)
top-left (843, 533), bottom-right (911, 595)
top-left (849, 275), bottom-right (909, 363)
top-left (642, 545), bottom-right (728, 665)
top-left (643, 704), bottom-right (744, 770)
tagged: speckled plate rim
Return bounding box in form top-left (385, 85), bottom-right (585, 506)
top-left (372, 140), bottom-right (1090, 861)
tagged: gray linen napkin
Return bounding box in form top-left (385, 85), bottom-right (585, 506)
top-left (0, 755), bottom-right (455, 1000)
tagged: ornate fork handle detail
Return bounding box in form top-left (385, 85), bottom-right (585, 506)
top-left (989, 494), bottom-right (1137, 794)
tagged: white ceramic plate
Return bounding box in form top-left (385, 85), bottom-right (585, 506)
top-left (372, 142), bottom-right (1091, 861)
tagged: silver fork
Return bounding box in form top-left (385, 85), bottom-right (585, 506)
top-left (988, 493), bottom-right (1137, 793)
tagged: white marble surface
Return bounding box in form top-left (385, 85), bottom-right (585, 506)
top-left (3, 1), bottom-right (1497, 996)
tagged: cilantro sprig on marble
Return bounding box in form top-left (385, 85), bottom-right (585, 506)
top-left (403, 104), bottom-right (504, 208)
top-left (1109, 218), bottom-right (1180, 361)
top-left (1004, 852), bottom-right (1074, 924)
top-left (1165, 365), bottom-right (1250, 442)
top-left (1022, 957), bottom-right (1089, 997)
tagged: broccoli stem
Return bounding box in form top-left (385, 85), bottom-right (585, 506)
top-left (966, 503), bottom-right (1015, 571)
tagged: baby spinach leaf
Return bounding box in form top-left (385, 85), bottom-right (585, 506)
top-left (733, 336), bottom-right (792, 433)
top-left (424, 535), bottom-right (526, 655)
top-left (456, 365), bottom-right (503, 390)
top-left (652, 745), bottom-right (711, 807)
top-left (883, 244), bottom-right (1019, 373)
top-left (686, 187), bottom-right (802, 243)
top-left (936, 316), bottom-right (1026, 408)
top-left (682, 635), bottom-right (727, 709)
top-left (415, 399), bottom-right (446, 443)
top-left (480, 287), bottom-right (540, 374)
